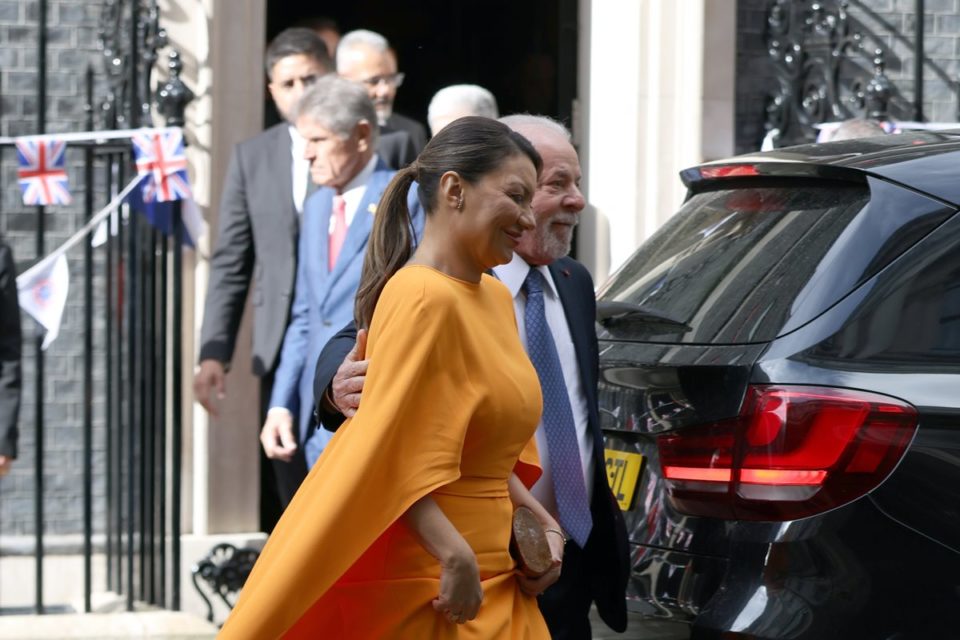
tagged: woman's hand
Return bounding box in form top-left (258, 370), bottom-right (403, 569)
top-left (432, 547), bottom-right (484, 625)
top-left (507, 472), bottom-right (566, 597)
top-left (517, 525), bottom-right (564, 597)
top-left (402, 495), bottom-right (483, 625)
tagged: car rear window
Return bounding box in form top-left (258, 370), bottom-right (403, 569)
top-left (598, 178), bottom-right (955, 344)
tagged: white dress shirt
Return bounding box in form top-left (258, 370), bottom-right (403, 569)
top-left (290, 126), bottom-right (310, 215)
top-left (493, 253), bottom-right (595, 518)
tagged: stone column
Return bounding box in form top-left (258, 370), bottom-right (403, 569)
top-left (160, 0), bottom-right (268, 619)
top-left (577, 0), bottom-right (736, 282)
top-left (160, 0), bottom-right (266, 537)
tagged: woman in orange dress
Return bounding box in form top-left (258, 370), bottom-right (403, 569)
top-left (219, 117), bottom-right (566, 639)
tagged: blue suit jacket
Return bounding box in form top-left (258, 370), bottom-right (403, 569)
top-left (269, 157), bottom-right (423, 447)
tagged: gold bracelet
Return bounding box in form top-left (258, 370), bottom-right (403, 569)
top-left (544, 528), bottom-right (567, 544)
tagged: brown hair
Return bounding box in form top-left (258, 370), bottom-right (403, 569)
top-left (354, 116), bottom-right (541, 328)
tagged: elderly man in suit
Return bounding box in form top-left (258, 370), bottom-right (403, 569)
top-left (193, 28), bottom-right (332, 514)
top-left (0, 237), bottom-right (21, 478)
top-left (261, 75), bottom-right (422, 472)
top-left (336, 29), bottom-right (429, 157)
top-left (312, 115), bottom-right (630, 639)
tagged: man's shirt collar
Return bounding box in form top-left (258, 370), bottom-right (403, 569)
top-left (492, 252), bottom-right (560, 300)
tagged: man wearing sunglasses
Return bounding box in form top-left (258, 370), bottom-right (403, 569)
top-left (336, 29), bottom-right (429, 157)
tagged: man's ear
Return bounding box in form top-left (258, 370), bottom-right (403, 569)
top-left (438, 171), bottom-right (464, 211)
top-left (355, 120), bottom-right (374, 153)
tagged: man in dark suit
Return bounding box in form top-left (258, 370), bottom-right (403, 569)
top-left (260, 75), bottom-right (423, 472)
top-left (336, 29), bottom-right (429, 157)
top-left (312, 116), bottom-right (630, 639)
top-left (0, 237), bottom-right (21, 478)
top-left (193, 27), bottom-right (332, 512)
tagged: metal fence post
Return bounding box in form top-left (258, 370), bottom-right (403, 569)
top-left (33, 0), bottom-right (48, 614)
top-left (82, 65), bottom-right (95, 615)
top-left (156, 47), bottom-right (193, 612)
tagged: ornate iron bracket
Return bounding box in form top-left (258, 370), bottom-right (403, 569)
top-left (97, 0), bottom-right (190, 128)
top-left (191, 543), bottom-right (260, 626)
top-left (157, 51), bottom-right (195, 127)
top-left (763, 0), bottom-right (896, 147)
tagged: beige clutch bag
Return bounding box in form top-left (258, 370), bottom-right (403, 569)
top-left (509, 506), bottom-right (553, 578)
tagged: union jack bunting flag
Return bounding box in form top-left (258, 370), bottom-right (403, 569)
top-left (131, 128), bottom-right (192, 203)
top-left (15, 137), bottom-right (72, 206)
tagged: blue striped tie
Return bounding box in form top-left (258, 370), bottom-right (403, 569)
top-left (523, 269), bottom-right (592, 547)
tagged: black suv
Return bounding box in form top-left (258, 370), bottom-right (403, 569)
top-left (598, 131), bottom-right (960, 639)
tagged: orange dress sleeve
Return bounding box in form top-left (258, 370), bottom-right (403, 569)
top-left (219, 272), bottom-right (478, 639)
top-left (514, 436), bottom-right (542, 490)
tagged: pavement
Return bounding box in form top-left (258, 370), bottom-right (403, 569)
top-left (592, 608), bottom-right (690, 639)
top-left (0, 604), bottom-right (687, 639)
top-left (0, 611), bottom-right (218, 640)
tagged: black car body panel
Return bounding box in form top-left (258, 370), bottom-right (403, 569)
top-left (600, 133), bottom-right (960, 639)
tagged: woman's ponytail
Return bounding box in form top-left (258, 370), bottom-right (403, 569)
top-left (354, 164), bottom-right (418, 329)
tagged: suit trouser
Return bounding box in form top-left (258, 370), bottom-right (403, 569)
top-left (538, 539), bottom-right (594, 640)
top-left (259, 371), bottom-right (308, 532)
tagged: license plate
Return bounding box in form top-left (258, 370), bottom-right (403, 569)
top-left (605, 449), bottom-right (645, 511)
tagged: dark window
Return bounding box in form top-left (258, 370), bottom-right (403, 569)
top-left (811, 211), bottom-right (960, 365)
top-left (599, 178), bottom-right (955, 344)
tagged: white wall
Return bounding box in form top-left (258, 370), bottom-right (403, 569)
top-left (578, 0), bottom-right (736, 284)
top-left (161, 0), bottom-right (266, 536)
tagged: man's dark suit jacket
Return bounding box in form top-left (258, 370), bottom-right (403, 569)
top-left (312, 255), bottom-right (630, 633)
top-left (199, 123), bottom-right (300, 377)
top-left (0, 240), bottom-right (21, 459)
top-left (384, 112), bottom-right (428, 156)
top-left (377, 130), bottom-right (418, 169)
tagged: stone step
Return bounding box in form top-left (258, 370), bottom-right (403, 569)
top-left (0, 611), bottom-right (218, 639)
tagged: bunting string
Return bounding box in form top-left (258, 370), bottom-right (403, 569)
top-left (15, 173), bottom-right (146, 286)
top-left (8, 126), bottom-right (205, 349)
top-left (0, 126), bottom-right (181, 146)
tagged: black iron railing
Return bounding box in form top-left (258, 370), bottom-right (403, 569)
top-left (0, 0), bottom-right (191, 615)
top-left (762, 0), bottom-right (953, 147)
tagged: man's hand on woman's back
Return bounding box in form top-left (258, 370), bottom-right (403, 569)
top-left (331, 329), bottom-right (368, 418)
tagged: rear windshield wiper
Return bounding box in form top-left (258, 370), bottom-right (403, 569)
top-left (596, 301), bottom-right (691, 331)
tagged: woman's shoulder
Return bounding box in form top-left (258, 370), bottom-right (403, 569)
top-left (388, 265), bottom-right (481, 296)
top-left (368, 266), bottom-right (476, 342)
top-left (377, 265), bottom-right (472, 316)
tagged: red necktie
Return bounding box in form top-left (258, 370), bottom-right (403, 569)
top-left (328, 195), bottom-right (347, 271)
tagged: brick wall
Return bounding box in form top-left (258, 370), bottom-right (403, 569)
top-left (735, 0), bottom-right (960, 154)
top-left (846, 0), bottom-right (960, 123)
top-left (1, 0), bottom-right (109, 538)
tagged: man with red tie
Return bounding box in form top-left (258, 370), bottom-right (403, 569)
top-left (259, 74), bottom-right (422, 475)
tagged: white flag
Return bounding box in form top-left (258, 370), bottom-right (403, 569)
top-left (16, 253), bottom-right (69, 350)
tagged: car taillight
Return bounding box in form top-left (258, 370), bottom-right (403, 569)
top-left (657, 385), bottom-right (918, 521)
top-left (698, 164), bottom-right (759, 179)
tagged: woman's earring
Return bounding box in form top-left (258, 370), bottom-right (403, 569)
top-left (456, 195), bottom-right (464, 211)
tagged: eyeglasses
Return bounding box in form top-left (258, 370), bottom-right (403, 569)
top-left (358, 73), bottom-right (405, 88)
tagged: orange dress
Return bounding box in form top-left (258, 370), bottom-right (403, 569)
top-left (219, 266), bottom-right (549, 639)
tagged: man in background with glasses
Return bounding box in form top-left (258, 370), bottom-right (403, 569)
top-left (336, 30), bottom-right (429, 156)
